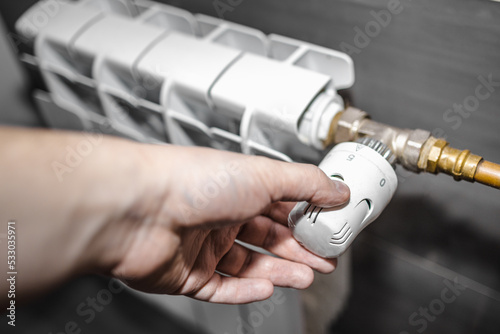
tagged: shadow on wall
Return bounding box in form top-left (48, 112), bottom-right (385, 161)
top-left (330, 194), bottom-right (500, 334)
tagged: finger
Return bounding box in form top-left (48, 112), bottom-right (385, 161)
top-left (255, 158), bottom-right (350, 208)
top-left (188, 274), bottom-right (274, 304)
top-left (216, 243), bottom-right (315, 289)
top-left (237, 216), bottom-right (336, 273)
top-left (262, 201), bottom-right (298, 226)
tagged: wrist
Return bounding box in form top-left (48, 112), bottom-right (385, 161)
top-left (72, 138), bottom-right (175, 276)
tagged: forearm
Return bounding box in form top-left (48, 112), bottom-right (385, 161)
top-left (0, 127), bottom-right (148, 305)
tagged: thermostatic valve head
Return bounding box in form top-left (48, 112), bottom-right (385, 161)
top-left (288, 139), bottom-right (398, 258)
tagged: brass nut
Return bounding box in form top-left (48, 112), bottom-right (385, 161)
top-left (334, 107), bottom-right (369, 144)
top-left (426, 139), bottom-right (448, 173)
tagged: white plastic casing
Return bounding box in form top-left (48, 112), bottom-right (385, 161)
top-left (15, 0), bottom-right (354, 162)
top-left (288, 142), bottom-right (398, 258)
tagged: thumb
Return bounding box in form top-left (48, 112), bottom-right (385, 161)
top-left (258, 159), bottom-right (350, 207)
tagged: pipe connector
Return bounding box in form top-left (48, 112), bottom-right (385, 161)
top-left (312, 104), bottom-right (500, 190)
top-left (325, 107), bottom-right (430, 171)
top-left (417, 137), bottom-right (483, 182)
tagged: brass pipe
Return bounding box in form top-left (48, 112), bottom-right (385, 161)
top-left (475, 160), bottom-right (500, 189)
top-left (417, 137), bottom-right (500, 190)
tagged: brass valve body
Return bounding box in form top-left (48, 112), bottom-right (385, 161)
top-left (325, 107), bottom-right (500, 190)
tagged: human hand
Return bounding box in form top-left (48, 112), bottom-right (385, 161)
top-left (89, 145), bottom-right (350, 304)
top-left (0, 129), bottom-right (349, 305)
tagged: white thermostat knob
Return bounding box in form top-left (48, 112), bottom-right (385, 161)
top-left (288, 138), bottom-right (398, 258)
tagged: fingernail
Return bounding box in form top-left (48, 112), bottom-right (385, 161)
top-left (333, 180), bottom-right (350, 196)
